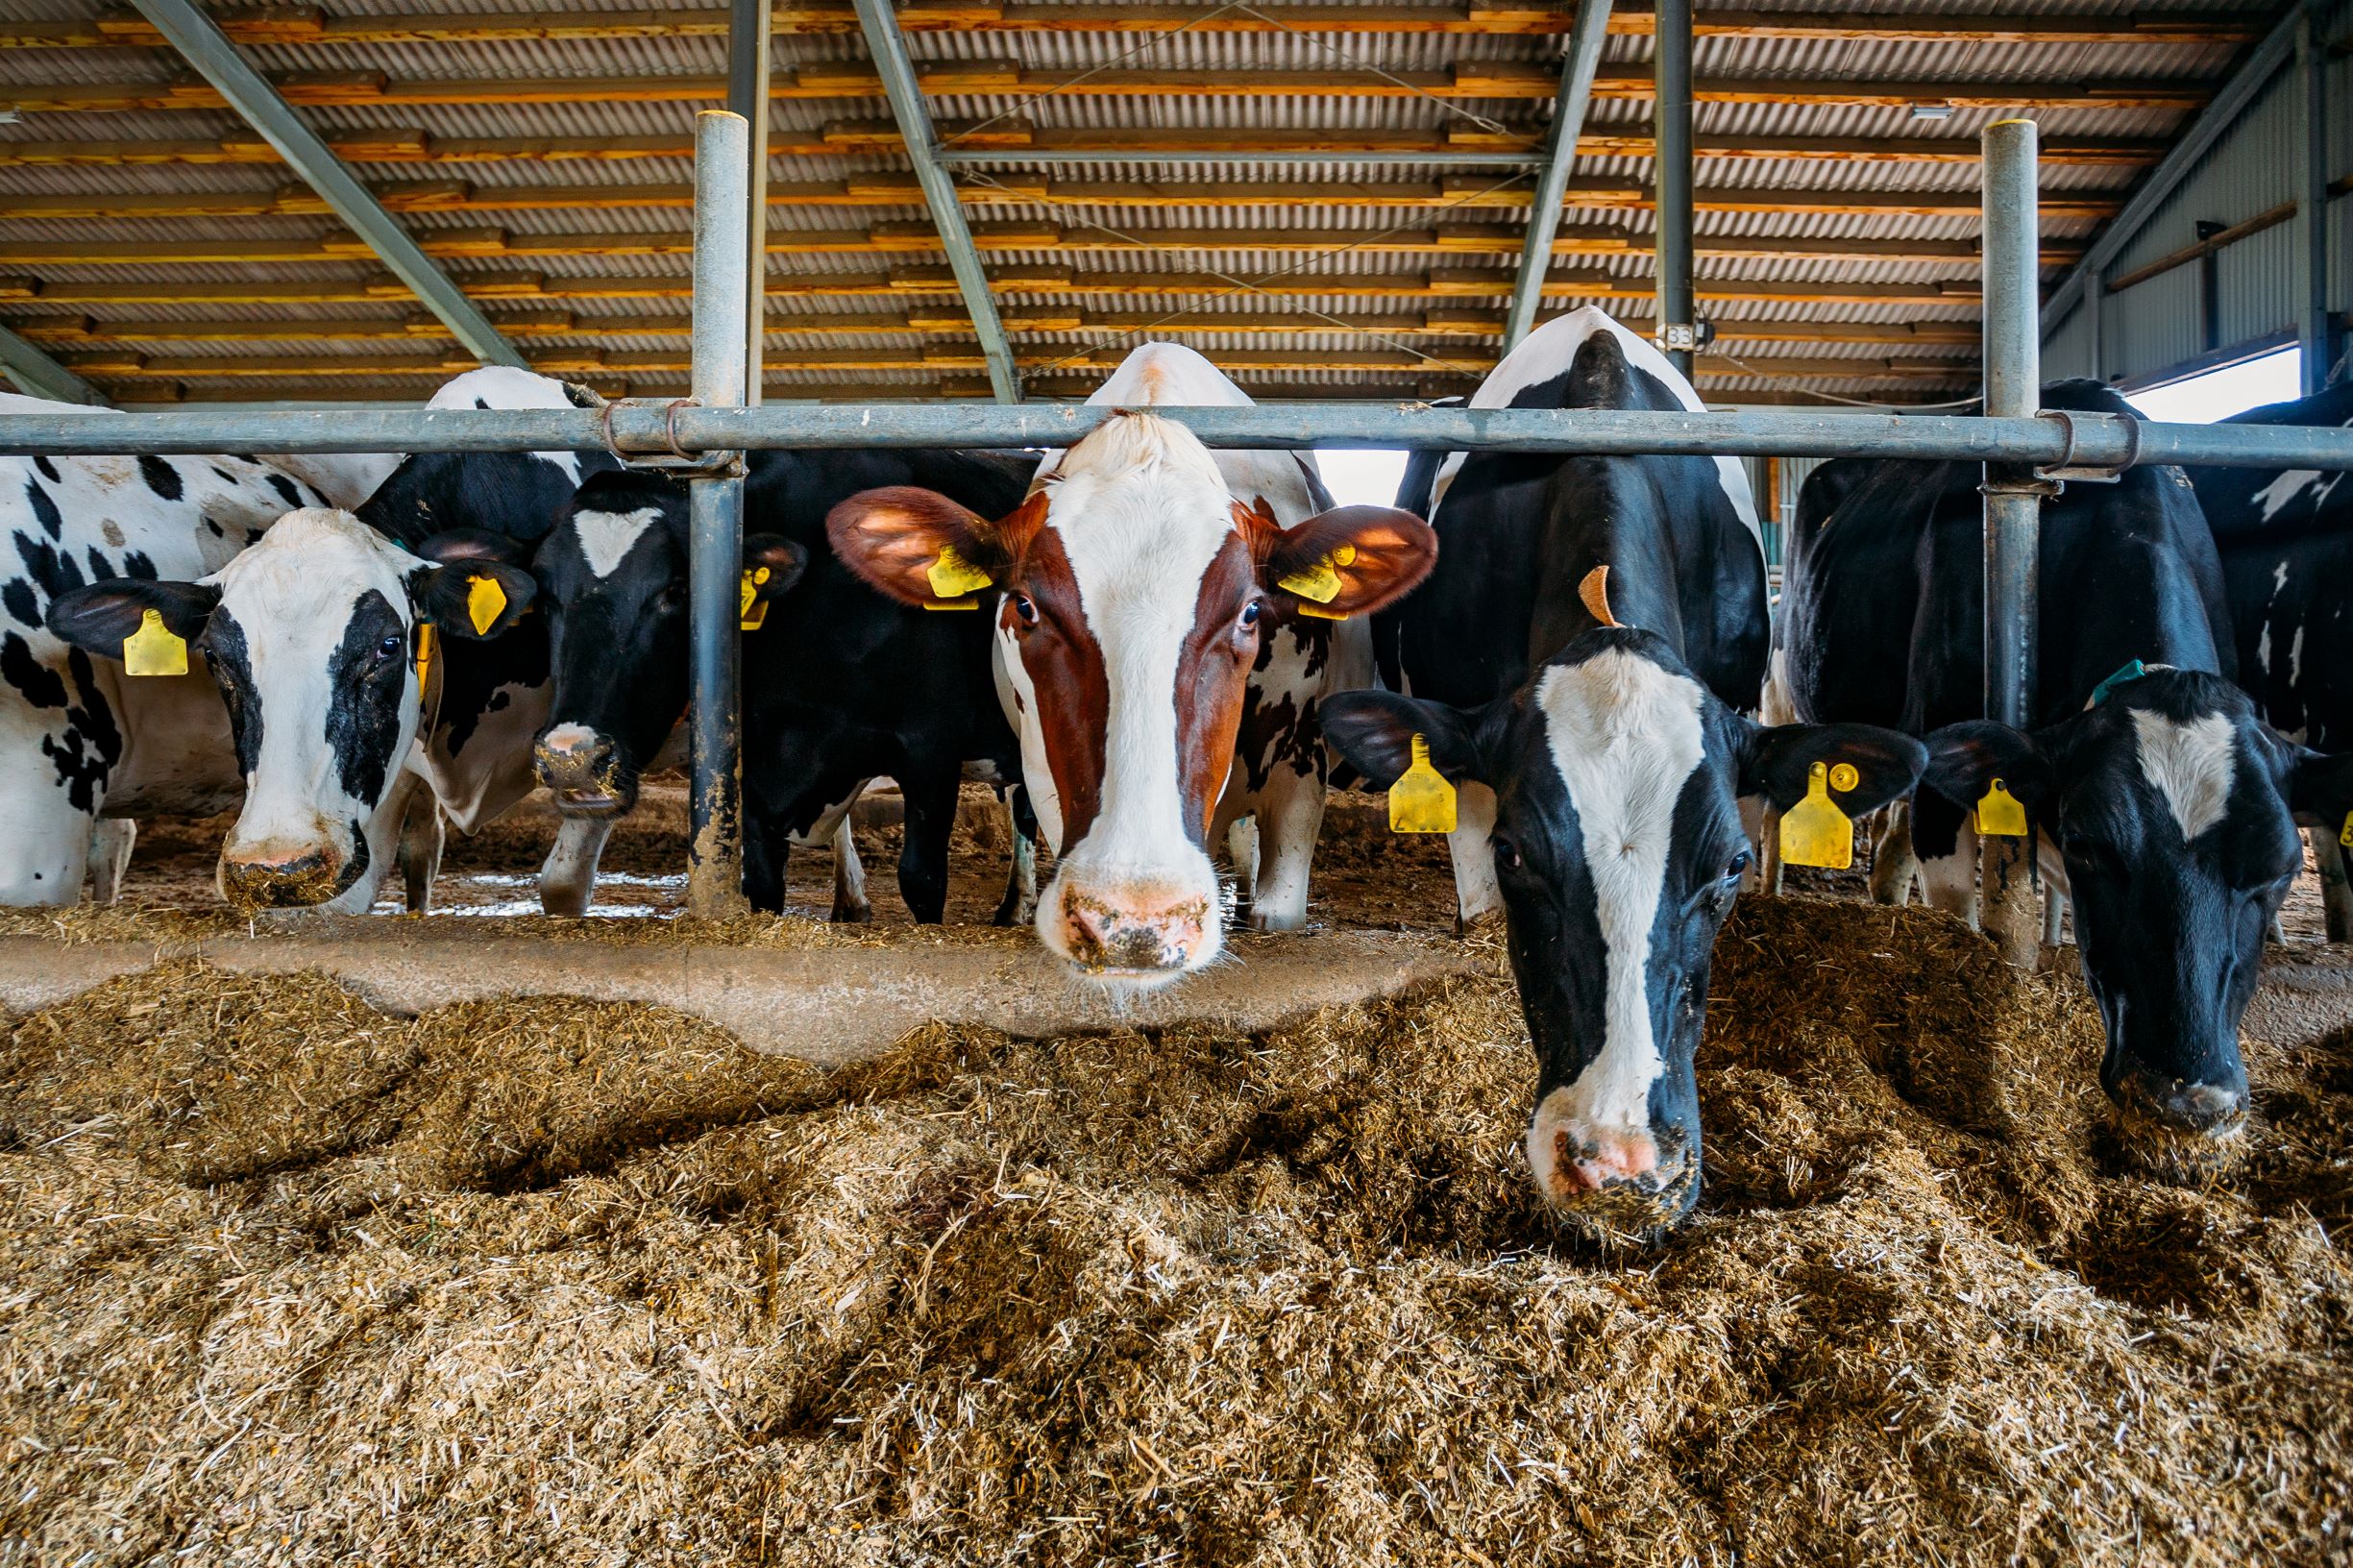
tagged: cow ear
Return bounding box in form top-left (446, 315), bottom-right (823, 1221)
top-left (414, 527), bottom-right (533, 567)
top-left (1741, 721), bottom-right (1928, 814)
top-left (45, 578), bottom-right (220, 660)
top-left (413, 560), bottom-right (537, 641)
top-left (1319, 689), bottom-right (1487, 789)
top-left (2284, 746), bottom-right (2353, 830)
top-left (744, 534), bottom-right (808, 605)
top-left (1262, 504), bottom-right (1437, 618)
top-left (827, 486), bottom-right (1037, 607)
top-left (1919, 720), bottom-right (2052, 813)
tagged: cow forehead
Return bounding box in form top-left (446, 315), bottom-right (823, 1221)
top-left (1529, 649), bottom-right (1711, 838)
top-left (1037, 426), bottom-right (1241, 619)
top-left (213, 508), bottom-right (419, 633)
top-left (2125, 707), bottom-right (2239, 841)
top-left (566, 505), bottom-right (667, 579)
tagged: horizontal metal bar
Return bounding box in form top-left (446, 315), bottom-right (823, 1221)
top-left (7, 404), bottom-right (2352, 471)
top-left (935, 148), bottom-right (1548, 168)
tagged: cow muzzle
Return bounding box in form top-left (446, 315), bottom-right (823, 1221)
top-left (218, 840), bottom-right (356, 911)
top-left (535, 724), bottom-right (629, 815)
top-left (2105, 1064), bottom-right (2249, 1178)
top-left (1043, 876), bottom-right (1216, 985)
top-left (1525, 1094), bottom-right (1699, 1239)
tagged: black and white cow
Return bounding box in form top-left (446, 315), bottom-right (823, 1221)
top-left (525, 445), bottom-right (1038, 921)
top-left (1326, 307), bottom-right (1925, 1234)
top-left (39, 369), bottom-right (616, 914)
top-left (1777, 378), bottom-right (2353, 1159)
top-left (2184, 383), bottom-right (2353, 937)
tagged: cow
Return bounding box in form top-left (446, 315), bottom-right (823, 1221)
top-left (39, 369), bottom-right (617, 915)
top-left (1775, 378), bottom-right (2353, 1168)
top-left (829, 342), bottom-right (1436, 982)
top-left (1320, 308), bottom-right (1924, 1237)
top-left (525, 447), bottom-right (1039, 922)
top-left (2183, 382), bottom-right (2353, 937)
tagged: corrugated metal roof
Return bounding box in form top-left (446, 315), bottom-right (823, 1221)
top-left (0, 0), bottom-right (2265, 402)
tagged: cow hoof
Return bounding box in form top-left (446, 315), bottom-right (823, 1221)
top-left (832, 900), bottom-right (874, 924)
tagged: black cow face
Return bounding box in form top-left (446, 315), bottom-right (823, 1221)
top-left (1325, 628), bottom-right (1924, 1237)
top-left (1925, 671), bottom-right (2353, 1160)
top-left (528, 474), bottom-right (804, 816)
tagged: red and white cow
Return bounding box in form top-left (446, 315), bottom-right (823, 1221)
top-left (829, 343), bottom-right (1436, 984)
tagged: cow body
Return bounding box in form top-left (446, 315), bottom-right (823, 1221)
top-left (1324, 309), bottom-right (1916, 1236)
top-left (1380, 306), bottom-right (1770, 927)
top-left (1777, 379), bottom-right (2351, 1162)
top-left (528, 446), bottom-right (1038, 921)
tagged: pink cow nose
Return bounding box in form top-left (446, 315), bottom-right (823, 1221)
top-left (1062, 892), bottom-right (1209, 974)
top-left (1553, 1125), bottom-right (1667, 1193)
top-left (219, 845), bottom-right (343, 909)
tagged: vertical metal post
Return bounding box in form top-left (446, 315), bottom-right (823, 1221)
top-left (2083, 263), bottom-right (2103, 383)
top-left (2297, 3), bottom-right (2334, 396)
top-left (728, 0), bottom-right (772, 404)
top-left (689, 110), bottom-right (752, 919)
top-left (1653, 0), bottom-right (1697, 379)
top-left (1980, 117), bottom-right (2044, 967)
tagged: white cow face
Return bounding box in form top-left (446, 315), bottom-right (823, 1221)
top-left (46, 509), bottom-right (533, 912)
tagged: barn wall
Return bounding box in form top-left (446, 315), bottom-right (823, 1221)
top-left (2043, 0), bottom-right (2351, 389)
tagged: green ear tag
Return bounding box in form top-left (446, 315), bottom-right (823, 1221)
top-left (1779, 760), bottom-right (1854, 870)
top-left (1388, 733), bottom-right (1458, 834)
top-left (926, 545), bottom-right (993, 601)
top-left (740, 565), bottom-right (771, 630)
top-left (1977, 776), bottom-right (2029, 837)
top-left (464, 574), bottom-right (507, 636)
top-left (122, 608), bottom-right (188, 676)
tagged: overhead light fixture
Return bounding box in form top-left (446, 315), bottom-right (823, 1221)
top-left (1909, 103), bottom-right (1954, 121)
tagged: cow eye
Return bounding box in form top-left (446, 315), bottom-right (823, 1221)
top-left (1491, 835), bottom-right (1522, 871)
top-left (1723, 850), bottom-right (1752, 883)
top-left (377, 633), bottom-right (404, 661)
top-left (1012, 592), bottom-right (1040, 626)
top-left (1238, 600), bottom-right (1262, 629)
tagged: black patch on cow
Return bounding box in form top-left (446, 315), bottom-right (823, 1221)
top-left (34, 456), bottom-right (60, 483)
top-left (211, 464), bottom-right (238, 485)
top-left (267, 473), bottom-right (303, 509)
top-left (205, 518), bottom-right (226, 538)
top-left (3, 577), bottom-right (37, 628)
top-left (325, 588), bottom-right (410, 807)
top-left (86, 547), bottom-right (113, 582)
top-left (38, 649), bottom-right (122, 812)
top-left (122, 551), bottom-right (157, 581)
top-left (15, 528), bottom-right (86, 600)
top-left (138, 455), bottom-right (184, 502)
top-left (2, 630), bottom-right (66, 708)
top-left (24, 477), bottom-right (63, 541)
top-left (204, 611), bottom-right (264, 776)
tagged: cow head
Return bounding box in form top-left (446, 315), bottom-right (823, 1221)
top-left (527, 473), bottom-right (806, 816)
top-left (45, 509), bottom-right (533, 912)
top-left (829, 412), bottom-right (1434, 984)
top-left (1924, 669), bottom-right (2353, 1162)
top-left (1325, 628), bottom-right (1924, 1235)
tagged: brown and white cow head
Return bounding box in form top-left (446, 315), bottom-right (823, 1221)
top-left (829, 412), bottom-right (1434, 984)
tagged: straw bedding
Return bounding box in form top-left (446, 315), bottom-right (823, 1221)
top-left (3, 895), bottom-right (2350, 1565)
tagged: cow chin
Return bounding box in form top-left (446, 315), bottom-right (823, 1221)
top-left (1037, 856), bottom-right (1222, 987)
top-left (217, 821), bottom-right (369, 913)
top-left (1524, 1087), bottom-right (1701, 1242)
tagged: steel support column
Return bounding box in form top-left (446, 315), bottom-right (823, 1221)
top-left (1502, 0), bottom-right (1615, 350)
top-left (728, 0), bottom-right (773, 403)
top-left (2298, 2), bottom-right (2335, 395)
top-left (688, 110), bottom-right (753, 919)
top-left (850, 0), bottom-right (1020, 402)
top-left (1980, 118), bottom-right (2044, 968)
top-left (127, 0), bottom-right (524, 369)
top-left (0, 324), bottom-right (106, 404)
top-left (1653, 0), bottom-right (1697, 378)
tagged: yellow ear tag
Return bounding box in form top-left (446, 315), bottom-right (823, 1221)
top-left (1976, 776), bottom-right (2029, 838)
top-left (1778, 759), bottom-right (1854, 870)
top-left (1388, 732), bottom-right (1458, 834)
top-left (464, 574), bottom-right (506, 636)
top-left (2338, 809), bottom-right (2353, 850)
top-left (122, 607), bottom-right (188, 676)
top-left (925, 544), bottom-right (993, 604)
top-left (1277, 551), bottom-right (1344, 605)
top-left (740, 565), bottom-right (771, 630)
top-left (412, 621), bottom-right (435, 689)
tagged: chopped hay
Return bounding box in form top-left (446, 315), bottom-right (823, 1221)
top-left (3, 895), bottom-right (2351, 1564)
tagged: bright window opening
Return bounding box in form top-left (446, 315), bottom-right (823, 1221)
top-left (2126, 346), bottom-right (2303, 423)
top-left (1314, 448), bottom-right (1409, 507)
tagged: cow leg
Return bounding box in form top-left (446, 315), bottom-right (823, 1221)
top-left (2314, 828), bottom-right (2353, 943)
top-left (2043, 885), bottom-right (2066, 949)
top-left (86, 819), bottom-right (136, 905)
top-left (536, 815), bottom-right (613, 918)
top-left (1224, 814), bottom-right (1260, 924)
top-left (1868, 799), bottom-right (1918, 906)
top-left (397, 789), bottom-right (446, 914)
top-left (1911, 789), bottom-right (1980, 927)
top-left (830, 818), bottom-right (872, 924)
top-left (0, 722), bottom-right (97, 907)
top-left (1247, 770), bottom-right (1327, 932)
top-left (1758, 807), bottom-right (1784, 893)
top-left (1447, 780), bottom-right (1505, 931)
top-left (992, 785), bottom-right (1039, 928)
top-left (895, 769), bottom-right (960, 924)
top-left (743, 813), bottom-right (788, 915)
top-left (1736, 796), bottom-right (1766, 893)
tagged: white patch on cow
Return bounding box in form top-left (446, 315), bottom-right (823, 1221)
top-left (571, 506), bottom-right (662, 579)
top-left (1528, 648), bottom-right (1707, 1153)
top-left (2291, 623), bottom-right (2306, 686)
top-left (2255, 469), bottom-right (2321, 522)
top-left (425, 366), bottom-right (587, 481)
top-left (541, 722), bottom-right (601, 755)
top-left (1427, 306), bottom-right (1759, 549)
top-left (2131, 708), bottom-right (2236, 842)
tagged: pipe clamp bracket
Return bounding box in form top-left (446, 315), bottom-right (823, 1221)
top-left (2034, 408), bottom-right (2141, 485)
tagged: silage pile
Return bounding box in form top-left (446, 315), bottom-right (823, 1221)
top-left (3, 896), bottom-right (2351, 1565)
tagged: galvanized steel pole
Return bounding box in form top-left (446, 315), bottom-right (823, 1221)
top-left (2297, 2), bottom-right (2335, 396)
top-left (1502, 0), bottom-right (1615, 351)
top-left (0, 324), bottom-right (107, 405)
top-left (1980, 117), bottom-right (2044, 968)
top-left (1653, 0), bottom-right (1698, 379)
top-left (728, 0), bottom-right (772, 404)
top-left (688, 110), bottom-right (753, 919)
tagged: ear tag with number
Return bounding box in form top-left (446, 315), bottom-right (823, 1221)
top-left (464, 574), bottom-right (507, 636)
top-left (2338, 809), bottom-right (2353, 850)
top-left (412, 621), bottom-right (436, 690)
top-left (925, 545), bottom-right (993, 605)
top-left (1976, 776), bottom-right (2029, 837)
top-left (122, 608), bottom-right (188, 676)
top-left (740, 565), bottom-right (771, 630)
top-left (1778, 759), bottom-right (1854, 870)
top-left (1276, 541), bottom-right (1351, 606)
top-left (1388, 732), bottom-right (1458, 835)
